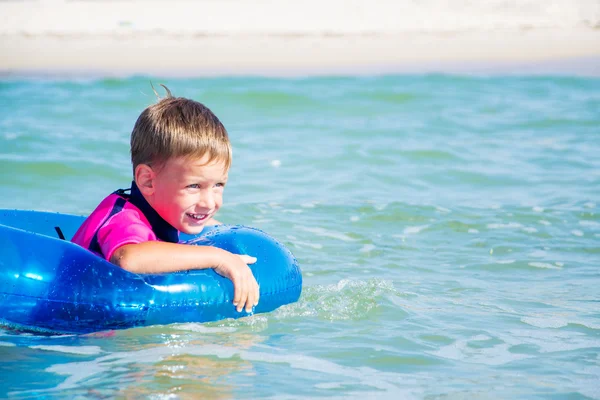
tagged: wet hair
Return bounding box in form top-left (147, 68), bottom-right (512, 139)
top-left (130, 85), bottom-right (231, 174)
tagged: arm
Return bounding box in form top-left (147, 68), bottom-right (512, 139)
top-left (110, 241), bottom-right (259, 313)
top-left (111, 241), bottom-right (231, 273)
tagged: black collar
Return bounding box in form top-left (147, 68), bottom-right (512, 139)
top-left (116, 181), bottom-right (179, 243)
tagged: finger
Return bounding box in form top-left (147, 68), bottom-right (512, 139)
top-left (237, 276), bottom-right (248, 313)
top-left (232, 275), bottom-right (241, 308)
top-left (255, 280), bottom-right (260, 306)
top-left (246, 280), bottom-right (256, 313)
top-left (239, 255), bottom-right (257, 265)
top-left (249, 276), bottom-right (258, 307)
top-left (245, 271), bottom-right (257, 313)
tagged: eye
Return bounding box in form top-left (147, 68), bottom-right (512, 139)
top-left (187, 183), bottom-right (200, 189)
top-left (214, 182), bottom-right (226, 188)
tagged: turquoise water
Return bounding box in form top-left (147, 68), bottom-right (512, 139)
top-left (1, 75), bottom-right (599, 399)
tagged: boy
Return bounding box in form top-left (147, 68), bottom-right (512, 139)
top-left (72, 87), bottom-right (259, 313)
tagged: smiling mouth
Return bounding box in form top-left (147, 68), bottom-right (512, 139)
top-left (186, 213), bottom-right (210, 222)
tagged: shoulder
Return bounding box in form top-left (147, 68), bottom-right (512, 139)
top-left (97, 200), bottom-right (158, 259)
top-left (104, 199), bottom-right (152, 231)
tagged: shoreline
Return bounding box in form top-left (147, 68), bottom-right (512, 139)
top-left (1, 0), bottom-right (599, 78)
top-left (2, 29), bottom-right (600, 77)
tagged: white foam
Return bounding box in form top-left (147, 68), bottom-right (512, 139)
top-left (487, 222), bottom-right (523, 229)
top-left (496, 259), bottom-right (515, 264)
top-left (42, 343), bottom-right (406, 393)
top-left (535, 138), bottom-right (567, 150)
top-left (252, 218), bottom-right (272, 223)
top-left (350, 216), bottom-right (360, 222)
top-left (429, 337), bottom-right (532, 366)
top-left (579, 220), bottom-right (600, 227)
top-left (171, 323), bottom-right (236, 333)
top-left (148, 394), bottom-right (178, 400)
top-left (296, 226), bottom-right (356, 242)
top-left (270, 159), bottom-right (281, 167)
top-left (375, 203), bottom-right (387, 211)
top-left (539, 220), bottom-right (551, 226)
top-left (504, 329), bottom-right (600, 354)
top-left (571, 320), bottom-right (600, 330)
top-left (0, 341), bottom-right (16, 347)
top-left (30, 345), bottom-right (104, 355)
top-left (391, 234), bottom-right (407, 242)
top-left (292, 241), bottom-right (323, 249)
top-left (403, 225), bottom-right (429, 235)
top-left (571, 230), bottom-right (584, 237)
top-left (521, 317), bottom-right (568, 328)
top-left (468, 228), bottom-right (479, 234)
top-left (314, 382), bottom-right (344, 389)
top-left (532, 206), bottom-right (544, 212)
top-left (359, 244), bottom-right (376, 253)
top-left (529, 262), bottom-right (561, 270)
top-left (528, 250), bottom-right (547, 258)
top-left (522, 227), bottom-right (538, 233)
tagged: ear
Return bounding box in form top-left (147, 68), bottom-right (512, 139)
top-left (134, 164), bottom-right (156, 196)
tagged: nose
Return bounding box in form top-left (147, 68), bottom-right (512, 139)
top-left (197, 188), bottom-right (216, 210)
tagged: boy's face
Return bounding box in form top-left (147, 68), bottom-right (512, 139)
top-left (140, 155), bottom-right (228, 234)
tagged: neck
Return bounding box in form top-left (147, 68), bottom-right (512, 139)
top-left (127, 181), bottom-right (179, 243)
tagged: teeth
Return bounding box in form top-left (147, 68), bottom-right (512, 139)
top-left (188, 213), bottom-right (208, 221)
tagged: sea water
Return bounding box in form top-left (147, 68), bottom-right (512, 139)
top-left (0, 75), bottom-right (599, 399)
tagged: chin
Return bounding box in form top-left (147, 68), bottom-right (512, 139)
top-left (180, 225), bottom-right (205, 235)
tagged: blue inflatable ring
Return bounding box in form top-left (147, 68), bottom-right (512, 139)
top-left (0, 209), bottom-right (302, 334)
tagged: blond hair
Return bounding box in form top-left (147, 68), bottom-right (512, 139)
top-left (130, 87), bottom-right (231, 174)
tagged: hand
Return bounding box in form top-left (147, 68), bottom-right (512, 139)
top-left (213, 253), bottom-right (259, 313)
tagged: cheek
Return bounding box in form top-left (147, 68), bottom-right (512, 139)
top-left (178, 194), bottom-right (197, 210)
top-left (158, 192), bottom-right (188, 213)
top-left (215, 192), bottom-right (224, 207)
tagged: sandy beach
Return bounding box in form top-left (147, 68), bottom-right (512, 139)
top-left (1, 0), bottom-right (599, 76)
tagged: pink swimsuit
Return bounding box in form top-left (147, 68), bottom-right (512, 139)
top-left (71, 183), bottom-right (179, 261)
